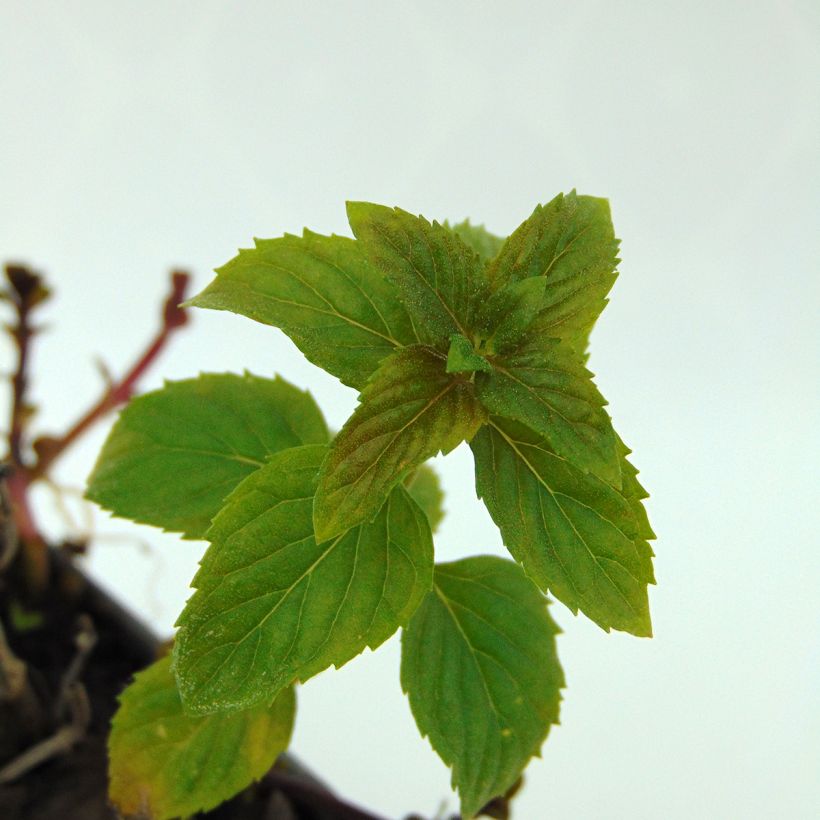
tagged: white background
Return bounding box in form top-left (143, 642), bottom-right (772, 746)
top-left (1, 2), bottom-right (818, 818)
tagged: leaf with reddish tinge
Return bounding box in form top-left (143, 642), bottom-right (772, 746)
top-left (486, 191), bottom-right (619, 356)
top-left (476, 332), bottom-right (621, 488)
top-left (348, 201), bottom-right (486, 348)
top-left (313, 345), bottom-right (486, 542)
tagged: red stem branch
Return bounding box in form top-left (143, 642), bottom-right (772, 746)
top-left (3, 267), bottom-right (190, 589)
top-left (27, 271), bottom-right (190, 481)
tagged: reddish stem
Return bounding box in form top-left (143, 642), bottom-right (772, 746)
top-left (3, 268), bottom-right (190, 590)
top-left (26, 271), bottom-right (190, 481)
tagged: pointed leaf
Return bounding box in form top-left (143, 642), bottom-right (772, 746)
top-left (444, 219), bottom-right (505, 262)
top-left (446, 333), bottom-right (491, 374)
top-left (313, 346), bottom-right (486, 542)
top-left (401, 557), bottom-right (564, 818)
top-left (476, 333), bottom-right (621, 487)
top-left (174, 444), bottom-right (433, 713)
top-left (86, 373), bottom-right (328, 538)
top-left (471, 417), bottom-right (654, 636)
top-left (487, 192), bottom-right (619, 352)
top-left (404, 463), bottom-right (445, 533)
top-left (347, 201), bottom-right (485, 348)
top-left (189, 230), bottom-right (419, 389)
top-left (109, 656), bottom-right (295, 820)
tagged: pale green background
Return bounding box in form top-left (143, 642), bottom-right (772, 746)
top-left (1, 1), bottom-right (818, 818)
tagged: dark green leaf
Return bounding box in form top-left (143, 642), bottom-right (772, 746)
top-left (471, 418), bottom-right (653, 637)
top-left (444, 219), bottom-right (505, 262)
top-left (189, 230), bottom-right (419, 389)
top-left (347, 202), bottom-right (485, 349)
top-left (86, 373), bottom-right (328, 538)
top-left (109, 655), bottom-right (294, 820)
top-left (313, 345), bottom-right (486, 542)
top-left (476, 334), bottom-right (621, 487)
top-left (401, 557), bottom-right (563, 818)
top-left (404, 463), bottom-right (445, 533)
top-left (486, 192), bottom-right (619, 353)
top-left (174, 444), bottom-right (433, 713)
top-left (446, 333), bottom-right (492, 374)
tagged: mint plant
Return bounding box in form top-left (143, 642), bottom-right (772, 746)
top-left (87, 192), bottom-right (655, 819)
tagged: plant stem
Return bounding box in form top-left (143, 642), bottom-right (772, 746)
top-left (5, 265), bottom-right (46, 470)
top-left (4, 469), bottom-right (47, 586)
top-left (4, 265), bottom-right (51, 584)
top-left (27, 271), bottom-right (190, 481)
top-left (3, 266), bottom-right (191, 591)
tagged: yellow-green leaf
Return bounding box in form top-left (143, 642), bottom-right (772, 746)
top-left (109, 656), bottom-right (294, 820)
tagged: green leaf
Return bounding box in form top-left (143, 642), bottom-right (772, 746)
top-left (189, 230), bottom-right (419, 389)
top-left (471, 417), bottom-right (653, 637)
top-left (86, 373), bottom-right (328, 539)
top-left (174, 444), bottom-right (433, 714)
top-left (109, 655), bottom-right (294, 820)
top-left (404, 463), bottom-right (445, 533)
top-left (313, 345), bottom-right (486, 542)
top-left (401, 556), bottom-right (564, 818)
top-left (446, 333), bottom-right (492, 374)
top-left (444, 219), bottom-right (505, 262)
top-left (486, 192), bottom-right (619, 352)
top-left (475, 276), bottom-right (547, 353)
top-left (347, 201), bottom-right (485, 349)
top-left (617, 436), bottom-right (657, 583)
top-left (476, 334), bottom-right (621, 487)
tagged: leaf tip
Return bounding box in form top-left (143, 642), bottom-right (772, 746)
top-left (636, 613), bottom-right (654, 639)
top-left (311, 505), bottom-right (339, 545)
top-left (344, 199), bottom-right (373, 225)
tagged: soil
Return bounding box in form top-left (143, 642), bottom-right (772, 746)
top-left (0, 540), bottom-right (388, 820)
